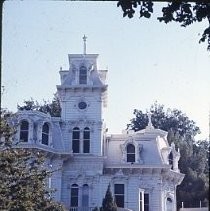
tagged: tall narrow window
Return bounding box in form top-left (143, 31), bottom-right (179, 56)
top-left (83, 127), bottom-right (90, 153)
top-left (71, 184), bottom-right (79, 207)
top-left (42, 122), bottom-right (49, 145)
top-left (20, 120), bottom-right (29, 142)
top-left (168, 152), bottom-right (173, 170)
top-left (139, 192), bottom-right (149, 211)
top-left (144, 193), bottom-right (149, 211)
top-left (82, 184), bottom-right (89, 208)
top-left (127, 144), bottom-right (135, 162)
top-left (72, 127), bottom-right (80, 153)
top-left (79, 66), bottom-right (87, 84)
top-left (114, 184), bottom-right (124, 208)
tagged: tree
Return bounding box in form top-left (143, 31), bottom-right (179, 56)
top-left (176, 139), bottom-right (209, 208)
top-left (101, 184), bottom-right (117, 211)
top-left (0, 109), bottom-right (65, 211)
top-left (117, 1), bottom-right (210, 51)
top-left (127, 103), bottom-right (209, 208)
top-left (92, 207), bottom-right (100, 211)
top-left (17, 94), bottom-right (61, 117)
top-left (127, 102), bottom-right (200, 138)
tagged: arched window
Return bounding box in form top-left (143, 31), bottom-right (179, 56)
top-left (82, 184), bottom-right (89, 208)
top-left (79, 66), bottom-right (87, 84)
top-left (166, 197), bottom-right (173, 211)
top-left (168, 152), bottom-right (173, 169)
top-left (83, 127), bottom-right (90, 153)
top-left (127, 144), bottom-right (135, 162)
top-left (20, 120), bottom-right (29, 142)
top-left (71, 184), bottom-right (79, 207)
top-left (72, 127), bottom-right (80, 153)
top-left (42, 122), bottom-right (49, 145)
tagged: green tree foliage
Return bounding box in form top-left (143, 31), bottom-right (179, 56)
top-left (128, 103), bottom-right (200, 138)
top-left (127, 103), bottom-right (209, 208)
top-left (117, 1), bottom-right (210, 51)
top-left (101, 184), bottom-right (117, 211)
top-left (17, 94), bottom-right (61, 117)
top-left (177, 139), bottom-right (209, 208)
top-left (92, 207), bottom-right (100, 211)
top-left (0, 109), bottom-right (65, 211)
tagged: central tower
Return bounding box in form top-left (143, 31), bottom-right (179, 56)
top-left (57, 37), bottom-right (107, 156)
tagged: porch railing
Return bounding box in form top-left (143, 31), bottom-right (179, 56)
top-left (69, 207), bottom-right (95, 211)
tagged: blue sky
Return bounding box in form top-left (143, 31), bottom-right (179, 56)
top-left (2, 1), bottom-right (210, 140)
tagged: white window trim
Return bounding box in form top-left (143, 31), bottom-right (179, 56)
top-left (41, 122), bottom-right (52, 146)
top-left (120, 137), bottom-right (143, 164)
top-left (18, 118), bottom-right (33, 143)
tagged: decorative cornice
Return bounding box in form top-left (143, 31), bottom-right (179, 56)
top-left (104, 165), bottom-right (171, 176)
top-left (56, 85), bottom-right (107, 92)
top-left (14, 143), bottom-right (72, 158)
top-left (17, 110), bottom-right (52, 119)
top-left (67, 120), bottom-right (95, 131)
top-left (162, 170), bottom-right (185, 185)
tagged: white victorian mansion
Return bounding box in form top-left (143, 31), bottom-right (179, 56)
top-left (14, 38), bottom-right (184, 211)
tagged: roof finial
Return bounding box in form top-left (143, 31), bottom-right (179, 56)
top-left (146, 112), bottom-right (154, 129)
top-left (83, 34), bottom-right (87, 55)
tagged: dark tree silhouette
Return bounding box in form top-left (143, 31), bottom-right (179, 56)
top-left (17, 94), bottom-right (61, 117)
top-left (101, 184), bottom-right (117, 211)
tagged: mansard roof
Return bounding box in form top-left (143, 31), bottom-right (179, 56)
top-left (14, 110), bottom-right (65, 152)
top-left (16, 109), bottom-right (53, 119)
top-left (57, 53), bottom-right (107, 90)
top-left (105, 126), bottom-right (172, 167)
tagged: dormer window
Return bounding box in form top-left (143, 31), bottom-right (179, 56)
top-left (121, 140), bottom-right (143, 164)
top-left (127, 144), bottom-right (135, 162)
top-left (42, 122), bottom-right (49, 145)
top-left (79, 66), bottom-right (87, 84)
top-left (20, 120), bottom-right (29, 142)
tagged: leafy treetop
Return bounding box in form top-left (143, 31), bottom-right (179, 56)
top-left (17, 94), bottom-right (61, 117)
top-left (127, 102), bottom-right (200, 139)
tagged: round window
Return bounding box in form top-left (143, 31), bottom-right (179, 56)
top-left (78, 101), bottom-right (87, 110)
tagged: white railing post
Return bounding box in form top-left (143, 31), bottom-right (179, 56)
top-left (181, 202), bottom-right (184, 208)
top-left (69, 207), bottom-right (94, 211)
